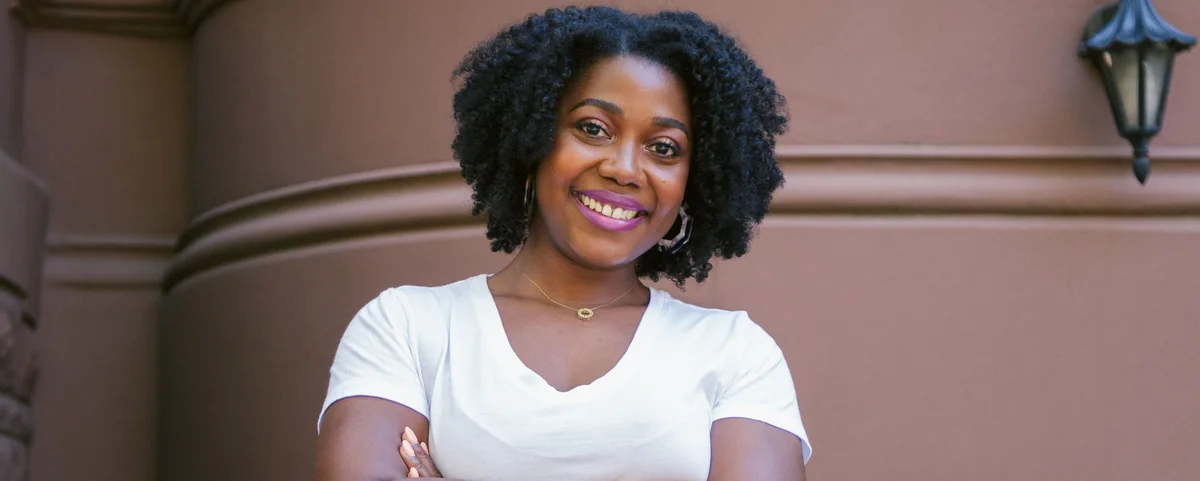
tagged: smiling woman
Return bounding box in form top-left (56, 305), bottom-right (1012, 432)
top-left (314, 6), bottom-right (809, 481)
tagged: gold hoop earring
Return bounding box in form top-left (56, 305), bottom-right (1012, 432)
top-left (523, 176), bottom-right (536, 224)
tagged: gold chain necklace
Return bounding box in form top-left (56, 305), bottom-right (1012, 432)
top-left (520, 271), bottom-right (637, 320)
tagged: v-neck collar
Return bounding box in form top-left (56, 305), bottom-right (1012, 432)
top-left (469, 273), bottom-right (663, 399)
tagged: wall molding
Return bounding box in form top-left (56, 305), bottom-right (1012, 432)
top-left (11, 0), bottom-right (234, 37)
top-left (165, 161), bottom-right (477, 291)
top-left (162, 144), bottom-right (1200, 291)
top-left (773, 144), bottom-right (1200, 161)
top-left (771, 144), bottom-right (1200, 216)
top-left (45, 235), bottom-right (175, 288)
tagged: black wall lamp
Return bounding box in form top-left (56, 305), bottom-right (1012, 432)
top-left (1079, 0), bottom-right (1195, 184)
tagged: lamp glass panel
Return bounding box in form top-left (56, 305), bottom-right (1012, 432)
top-left (1108, 47), bottom-right (1141, 131)
top-left (1107, 44), bottom-right (1173, 131)
top-left (1142, 44), bottom-right (1172, 129)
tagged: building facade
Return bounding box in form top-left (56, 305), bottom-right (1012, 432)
top-left (1, 1), bottom-right (1198, 480)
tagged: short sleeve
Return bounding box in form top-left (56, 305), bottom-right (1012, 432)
top-left (712, 314), bottom-right (812, 463)
top-left (317, 289), bottom-right (429, 432)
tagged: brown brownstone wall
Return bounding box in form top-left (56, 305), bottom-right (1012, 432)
top-left (5, 1), bottom-right (1200, 480)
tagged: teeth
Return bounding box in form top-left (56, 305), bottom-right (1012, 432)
top-left (579, 194), bottom-right (640, 221)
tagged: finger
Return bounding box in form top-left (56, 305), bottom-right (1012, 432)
top-left (403, 427), bottom-right (441, 477)
top-left (399, 427), bottom-right (420, 470)
top-left (413, 441), bottom-right (441, 477)
top-left (400, 440), bottom-right (422, 471)
top-left (401, 439), bottom-right (439, 477)
top-left (408, 467), bottom-right (419, 478)
top-left (412, 439), bottom-right (430, 458)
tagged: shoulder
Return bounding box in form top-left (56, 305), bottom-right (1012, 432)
top-left (653, 290), bottom-right (780, 352)
top-left (364, 275), bottom-right (482, 314)
top-left (349, 275), bottom-right (485, 333)
top-left (384, 275), bottom-right (481, 308)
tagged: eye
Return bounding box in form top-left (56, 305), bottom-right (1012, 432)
top-left (576, 120), bottom-right (610, 139)
top-left (648, 140), bottom-right (681, 158)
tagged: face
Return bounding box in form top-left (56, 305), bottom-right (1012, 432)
top-left (530, 55), bottom-right (692, 269)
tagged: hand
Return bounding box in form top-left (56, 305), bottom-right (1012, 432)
top-left (400, 426), bottom-right (441, 478)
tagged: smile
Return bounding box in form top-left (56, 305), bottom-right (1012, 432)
top-left (572, 190), bottom-right (647, 232)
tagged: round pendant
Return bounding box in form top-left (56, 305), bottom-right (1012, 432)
top-left (576, 308), bottom-right (594, 320)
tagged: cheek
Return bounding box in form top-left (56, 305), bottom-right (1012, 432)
top-left (555, 130), bottom-right (600, 160)
top-left (651, 164), bottom-right (689, 205)
top-left (540, 134), bottom-right (598, 185)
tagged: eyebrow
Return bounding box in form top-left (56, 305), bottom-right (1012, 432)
top-left (652, 117), bottom-right (689, 138)
top-left (569, 98), bottom-right (690, 138)
top-left (569, 98), bottom-right (622, 115)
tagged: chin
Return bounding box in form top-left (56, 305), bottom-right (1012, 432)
top-left (562, 235), bottom-right (646, 270)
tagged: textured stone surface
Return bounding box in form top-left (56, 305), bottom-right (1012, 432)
top-left (0, 435), bottom-right (29, 481)
top-left (0, 294), bottom-right (33, 480)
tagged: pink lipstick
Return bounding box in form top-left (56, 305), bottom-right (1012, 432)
top-left (572, 189), bottom-right (648, 232)
top-left (574, 189), bottom-right (647, 213)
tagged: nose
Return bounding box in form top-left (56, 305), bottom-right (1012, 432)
top-left (597, 140), bottom-right (645, 187)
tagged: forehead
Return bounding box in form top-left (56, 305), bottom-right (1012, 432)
top-left (562, 56), bottom-right (690, 120)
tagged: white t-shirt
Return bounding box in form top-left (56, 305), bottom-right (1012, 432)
top-left (319, 274), bottom-right (811, 481)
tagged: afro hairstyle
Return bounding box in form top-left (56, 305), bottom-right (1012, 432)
top-left (451, 6), bottom-right (788, 286)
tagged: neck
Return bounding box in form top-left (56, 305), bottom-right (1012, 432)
top-left (493, 226), bottom-right (643, 306)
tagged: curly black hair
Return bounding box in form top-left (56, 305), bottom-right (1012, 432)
top-left (452, 6), bottom-right (787, 286)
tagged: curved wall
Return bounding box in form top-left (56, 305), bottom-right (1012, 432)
top-left (21, 25), bottom-right (188, 481)
top-left (163, 1), bottom-right (1200, 481)
top-left (187, 0), bottom-right (1200, 214)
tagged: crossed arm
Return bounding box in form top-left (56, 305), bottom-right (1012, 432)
top-left (314, 396), bottom-right (806, 481)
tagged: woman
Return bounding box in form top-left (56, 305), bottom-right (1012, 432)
top-left (315, 6), bottom-right (811, 481)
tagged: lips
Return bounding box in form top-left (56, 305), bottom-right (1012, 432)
top-left (571, 189), bottom-right (649, 232)
top-left (574, 189), bottom-right (647, 213)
